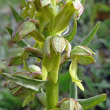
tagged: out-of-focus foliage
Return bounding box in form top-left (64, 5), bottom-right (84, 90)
top-left (0, 0), bottom-right (110, 110)
top-left (0, 1), bottom-right (22, 110)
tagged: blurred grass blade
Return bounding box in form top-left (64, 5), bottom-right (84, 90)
top-left (81, 22), bottom-right (100, 46)
top-left (65, 18), bottom-right (77, 42)
top-left (8, 2), bottom-right (24, 22)
top-left (77, 94), bottom-right (106, 110)
top-left (2, 73), bottom-right (46, 91)
top-left (6, 27), bottom-right (13, 35)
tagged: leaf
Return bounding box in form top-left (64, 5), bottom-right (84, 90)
top-left (54, 2), bottom-right (75, 35)
top-left (2, 73), bottom-right (46, 91)
top-left (21, 4), bottom-right (29, 18)
top-left (8, 57), bottom-right (23, 66)
top-left (69, 56), bottom-right (84, 91)
top-left (12, 21), bottom-right (36, 42)
top-left (79, 55), bottom-right (95, 65)
top-left (6, 27), bottom-right (30, 47)
top-left (81, 22), bottom-right (100, 46)
top-left (8, 48), bottom-right (25, 58)
top-left (13, 87), bottom-right (34, 98)
top-left (41, 5), bottom-right (55, 22)
top-left (22, 93), bottom-right (35, 107)
top-left (8, 2), bottom-right (24, 22)
top-left (18, 21), bottom-right (36, 39)
top-left (39, 16), bottom-right (45, 33)
top-left (65, 18), bottom-right (77, 42)
top-left (52, 37), bottom-right (66, 53)
top-left (28, 2), bottom-right (36, 19)
top-left (71, 46), bottom-right (92, 56)
top-left (22, 51), bottom-right (30, 71)
top-left (77, 94), bottom-right (106, 110)
top-left (20, 0), bottom-right (26, 10)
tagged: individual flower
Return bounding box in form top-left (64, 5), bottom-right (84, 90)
top-left (42, 36), bottom-right (71, 83)
top-left (69, 46), bottom-right (96, 91)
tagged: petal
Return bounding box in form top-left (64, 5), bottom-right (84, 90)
top-left (65, 39), bottom-right (71, 58)
top-left (69, 56), bottom-right (84, 91)
top-left (52, 36), bottom-right (66, 53)
top-left (71, 46), bottom-right (92, 56)
top-left (69, 56), bottom-right (81, 82)
top-left (43, 36), bottom-right (52, 56)
top-left (73, 0), bottom-right (84, 18)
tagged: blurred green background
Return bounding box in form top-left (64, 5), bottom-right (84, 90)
top-left (0, 0), bottom-right (110, 110)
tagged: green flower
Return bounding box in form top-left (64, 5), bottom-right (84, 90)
top-left (69, 46), bottom-right (96, 91)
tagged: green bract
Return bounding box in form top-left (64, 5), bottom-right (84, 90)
top-left (12, 21), bottom-right (36, 42)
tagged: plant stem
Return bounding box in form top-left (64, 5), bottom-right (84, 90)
top-left (46, 73), bottom-right (59, 110)
top-left (70, 80), bottom-right (78, 99)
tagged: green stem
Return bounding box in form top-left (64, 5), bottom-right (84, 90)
top-left (46, 73), bottom-right (59, 110)
top-left (70, 80), bottom-right (78, 99)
